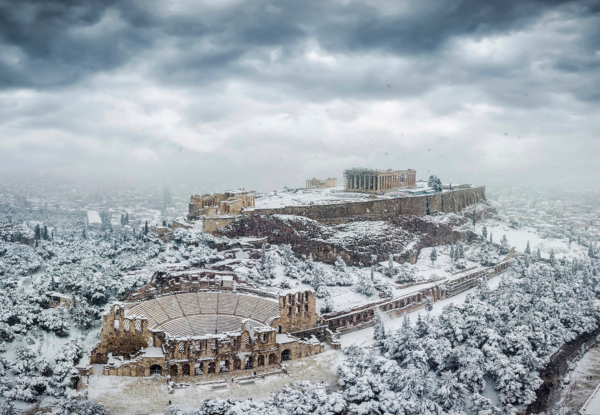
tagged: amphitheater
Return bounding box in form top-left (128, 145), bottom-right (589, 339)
top-left (90, 289), bottom-right (324, 378)
top-left (126, 292), bottom-right (281, 336)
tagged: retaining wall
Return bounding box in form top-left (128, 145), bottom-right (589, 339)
top-left (244, 187), bottom-right (485, 225)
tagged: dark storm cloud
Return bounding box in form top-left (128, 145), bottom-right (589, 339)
top-left (1, 0), bottom-right (596, 90)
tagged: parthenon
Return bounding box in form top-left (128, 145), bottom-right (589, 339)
top-left (344, 168), bottom-right (416, 192)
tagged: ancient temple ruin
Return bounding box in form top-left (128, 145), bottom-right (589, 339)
top-left (344, 168), bottom-right (416, 192)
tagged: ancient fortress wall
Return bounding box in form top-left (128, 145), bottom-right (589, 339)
top-left (244, 186), bottom-right (485, 224)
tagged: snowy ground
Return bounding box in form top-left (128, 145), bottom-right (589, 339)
top-left (252, 182), bottom-right (448, 209)
top-left (86, 350), bottom-right (340, 415)
top-left (484, 219), bottom-right (588, 261)
top-left (558, 345), bottom-right (600, 414)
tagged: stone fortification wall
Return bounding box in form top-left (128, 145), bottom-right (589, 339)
top-left (324, 257), bottom-right (511, 335)
top-left (245, 187), bottom-right (485, 224)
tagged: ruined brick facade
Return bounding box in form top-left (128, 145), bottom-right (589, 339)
top-left (188, 190), bottom-right (255, 221)
top-left (90, 289), bottom-right (323, 379)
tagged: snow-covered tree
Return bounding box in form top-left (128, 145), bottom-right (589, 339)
top-left (428, 175), bottom-right (443, 192)
top-left (500, 235), bottom-right (510, 255)
top-left (430, 248), bottom-right (438, 266)
top-left (355, 273), bottom-right (376, 297)
top-left (373, 312), bottom-right (386, 341)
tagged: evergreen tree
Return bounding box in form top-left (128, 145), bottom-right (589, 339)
top-left (34, 224), bottom-right (41, 240)
top-left (457, 243), bottom-right (465, 259)
top-left (373, 312), bottom-right (386, 341)
top-left (489, 232), bottom-right (493, 244)
top-left (125, 213), bottom-right (129, 225)
top-left (588, 245), bottom-right (595, 259)
top-left (82, 228), bottom-right (87, 240)
top-left (260, 244), bottom-right (267, 269)
top-left (537, 248), bottom-right (542, 260)
top-left (144, 220), bottom-right (149, 235)
top-left (450, 244), bottom-right (455, 261)
top-left (472, 209), bottom-right (477, 228)
top-left (550, 249), bottom-right (556, 266)
top-left (162, 219), bottom-right (167, 227)
top-left (482, 226), bottom-right (487, 241)
top-left (425, 297), bottom-right (433, 313)
top-left (42, 225), bottom-right (49, 240)
top-left (430, 248), bottom-right (437, 266)
top-left (428, 175), bottom-right (443, 192)
top-left (499, 235), bottom-right (510, 255)
top-left (525, 240), bottom-right (531, 255)
top-left (415, 313), bottom-right (429, 338)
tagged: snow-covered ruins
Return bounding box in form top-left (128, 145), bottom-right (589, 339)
top-left (0, 174), bottom-right (599, 415)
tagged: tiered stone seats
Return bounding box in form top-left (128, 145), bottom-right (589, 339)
top-left (187, 314), bottom-right (219, 336)
top-left (234, 296), bottom-right (259, 318)
top-left (216, 315), bottom-right (245, 332)
top-left (198, 292), bottom-right (219, 314)
top-left (125, 304), bottom-right (158, 328)
top-left (128, 292), bottom-right (280, 339)
top-left (217, 293), bottom-right (239, 315)
top-left (176, 293), bottom-right (200, 316)
top-left (127, 300), bottom-right (170, 327)
top-left (158, 317), bottom-right (194, 337)
top-left (157, 296), bottom-right (184, 319)
top-left (250, 300), bottom-right (280, 323)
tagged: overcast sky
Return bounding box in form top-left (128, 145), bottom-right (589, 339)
top-left (0, 0), bottom-right (599, 192)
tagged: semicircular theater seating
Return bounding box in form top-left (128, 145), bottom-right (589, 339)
top-left (125, 292), bottom-right (280, 336)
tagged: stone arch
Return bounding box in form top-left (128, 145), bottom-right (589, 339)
top-left (195, 362), bottom-right (204, 375)
top-left (245, 356), bottom-right (254, 369)
top-left (169, 365), bottom-right (178, 377)
top-left (269, 353), bottom-right (277, 365)
top-left (258, 355), bottom-right (265, 366)
top-left (208, 362), bottom-right (216, 374)
top-left (220, 360), bottom-right (230, 373)
top-left (150, 365), bottom-right (162, 376)
top-left (182, 363), bottom-right (191, 376)
top-left (281, 349), bottom-right (292, 361)
top-left (234, 358), bottom-right (242, 371)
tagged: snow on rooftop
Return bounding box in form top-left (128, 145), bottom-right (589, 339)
top-left (87, 210), bottom-right (102, 224)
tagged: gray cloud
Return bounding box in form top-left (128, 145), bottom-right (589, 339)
top-left (0, 0), bottom-right (599, 191)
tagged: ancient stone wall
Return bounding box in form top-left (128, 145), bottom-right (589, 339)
top-left (244, 187), bottom-right (485, 224)
top-left (203, 216), bottom-right (238, 234)
top-left (324, 258), bottom-right (511, 335)
top-left (91, 304), bottom-right (153, 364)
top-left (277, 290), bottom-right (319, 333)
